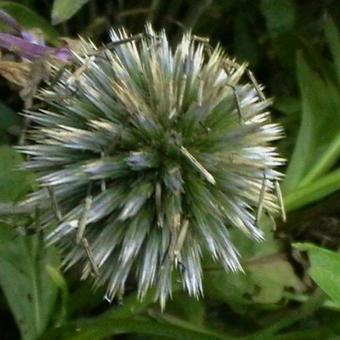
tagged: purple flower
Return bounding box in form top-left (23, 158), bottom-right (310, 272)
top-left (0, 10), bottom-right (70, 61)
top-left (0, 32), bottom-right (70, 61)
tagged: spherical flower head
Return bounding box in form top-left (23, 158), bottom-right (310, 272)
top-left (20, 24), bottom-right (284, 308)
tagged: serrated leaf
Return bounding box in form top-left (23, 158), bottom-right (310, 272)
top-left (0, 146), bottom-right (35, 203)
top-left (0, 2), bottom-right (58, 42)
top-left (294, 243), bottom-right (340, 306)
top-left (51, 0), bottom-right (89, 25)
top-left (0, 224), bottom-right (59, 340)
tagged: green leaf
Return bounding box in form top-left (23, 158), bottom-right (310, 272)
top-left (45, 290), bottom-right (226, 340)
top-left (284, 168), bottom-right (340, 211)
top-left (204, 268), bottom-right (252, 314)
top-left (205, 222), bottom-right (303, 308)
top-left (53, 317), bottom-right (227, 340)
top-left (0, 101), bottom-right (19, 143)
top-left (51, 0), bottom-right (89, 25)
top-left (294, 243), bottom-right (340, 306)
top-left (46, 265), bottom-right (69, 326)
top-left (45, 285), bottom-right (229, 339)
top-left (205, 256), bottom-right (303, 309)
top-left (247, 257), bottom-right (303, 304)
top-left (299, 134), bottom-right (340, 187)
top-left (167, 292), bottom-right (205, 326)
top-left (274, 97), bottom-right (300, 115)
top-left (284, 52), bottom-right (340, 193)
top-left (248, 289), bottom-right (326, 339)
top-left (0, 224), bottom-right (59, 340)
top-left (0, 2), bottom-right (58, 42)
top-left (260, 0), bottom-right (296, 37)
top-left (0, 101), bottom-right (18, 129)
top-left (324, 16), bottom-right (340, 82)
top-left (0, 146), bottom-right (35, 203)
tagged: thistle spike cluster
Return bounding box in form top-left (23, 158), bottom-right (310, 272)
top-left (20, 24), bottom-right (284, 307)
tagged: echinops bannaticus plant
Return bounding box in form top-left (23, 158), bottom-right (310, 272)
top-left (19, 24), bottom-right (284, 307)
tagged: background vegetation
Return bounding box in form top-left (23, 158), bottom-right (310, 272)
top-left (0, 0), bottom-right (340, 339)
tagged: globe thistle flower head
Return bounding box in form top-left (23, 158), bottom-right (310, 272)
top-left (20, 24), bottom-right (284, 308)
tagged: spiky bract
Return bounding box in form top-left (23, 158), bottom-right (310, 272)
top-left (20, 25), bottom-right (284, 307)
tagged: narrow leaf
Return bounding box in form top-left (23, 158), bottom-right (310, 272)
top-left (284, 52), bottom-right (340, 193)
top-left (324, 16), bottom-right (340, 82)
top-left (284, 169), bottom-right (340, 211)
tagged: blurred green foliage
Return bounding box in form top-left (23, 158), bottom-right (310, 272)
top-left (0, 2), bottom-right (58, 41)
top-left (0, 0), bottom-right (339, 339)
